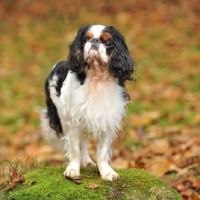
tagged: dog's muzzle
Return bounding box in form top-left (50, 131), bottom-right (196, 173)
top-left (90, 38), bottom-right (100, 50)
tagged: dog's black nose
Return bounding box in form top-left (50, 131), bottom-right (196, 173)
top-left (90, 38), bottom-right (100, 49)
top-left (91, 38), bottom-right (100, 44)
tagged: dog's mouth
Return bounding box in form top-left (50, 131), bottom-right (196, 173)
top-left (85, 47), bottom-right (108, 65)
top-left (90, 44), bottom-right (99, 50)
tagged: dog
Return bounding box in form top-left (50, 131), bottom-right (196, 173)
top-left (41, 24), bottom-right (134, 181)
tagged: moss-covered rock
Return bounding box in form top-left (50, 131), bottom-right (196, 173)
top-left (0, 167), bottom-right (181, 200)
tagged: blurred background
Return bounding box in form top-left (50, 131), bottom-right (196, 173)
top-left (0, 0), bottom-right (200, 198)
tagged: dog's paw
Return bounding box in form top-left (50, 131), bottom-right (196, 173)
top-left (101, 170), bottom-right (119, 181)
top-left (99, 164), bottom-right (119, 181)
top-left (64, 163), bottom-right (80, 178)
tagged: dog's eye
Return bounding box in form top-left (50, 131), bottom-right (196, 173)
top-left (82, 37), bottom-right (89, 44)
top-left (105, 41), bottom-right (112, 47)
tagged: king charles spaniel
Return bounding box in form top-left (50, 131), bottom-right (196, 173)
top-left (41, 24), bottom-right (134, 181)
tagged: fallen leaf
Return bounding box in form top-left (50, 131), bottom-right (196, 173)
top-left (150, 139), bottom-right (170, 155)
top-left (188, 177), bottom-right (200, 189)
top-left (0, 181), bottom-right (8, 191)
top-left (6, 182), bottom-right (15, 191)
top-left (164, 125), bottom-right (182, 134)
top-left (6, 166), bottom-right (25, 191)
top-left (147, 156), bottom-right (170, 176)
top-left (181, 189), bottom-right (195, 199)
top-left (85, 183), bottom-right (99, 190)
top-left (176, 156), bottom-right (200, 168)
top-left (129, 111), bottom-right (161, 127)
top-left (180, 140), bottom-right (193, 151)
top-left (189, 191), bottom-right (200, 200)
top-left (9, 166), bottom-right (18, 180)
top-left (65, 176), bottom-right (82, 184)
top-left (29, 180), bottom-right (36, 186)
top-left (111, 157), bottom-right (129, 169)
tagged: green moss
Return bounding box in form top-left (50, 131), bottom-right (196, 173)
top-left (0, 167), bottom-right (181, 200)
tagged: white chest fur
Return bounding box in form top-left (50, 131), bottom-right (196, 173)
top-left (59, 72), bottom-right (127, 137)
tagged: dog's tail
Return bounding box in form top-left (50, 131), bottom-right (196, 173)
top-left (40, 109), bottom-right (65, 152)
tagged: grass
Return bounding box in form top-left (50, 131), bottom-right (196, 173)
top-left (0, 167), bottom-right (181, 200)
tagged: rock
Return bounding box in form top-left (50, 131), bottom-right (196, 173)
top-left (0, 167), bottom-right (181, 200)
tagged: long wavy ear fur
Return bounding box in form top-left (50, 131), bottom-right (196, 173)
top-left (68, 25), bottom-right (90, 74)
top-left (105, 26), bottom-right (134, 84)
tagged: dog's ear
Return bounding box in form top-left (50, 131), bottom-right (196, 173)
top-left (68, 25), bottom-right (90, 74)
top-left (107, 26), bottom-right (135, 84)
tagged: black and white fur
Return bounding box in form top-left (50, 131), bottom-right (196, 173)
top-left (41, 25), bottom-right (134, 181)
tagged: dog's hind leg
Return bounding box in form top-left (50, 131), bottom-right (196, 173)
top-left (40, 110), bottom-right (64, 152)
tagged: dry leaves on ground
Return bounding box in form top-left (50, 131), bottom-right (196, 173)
top-left (85, 183), bottom-right (99, 190)
top-left (4, 166), bottom-right (25, 191)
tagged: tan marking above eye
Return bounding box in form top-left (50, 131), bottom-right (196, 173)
top-left (100, 32), bottom-right (112, 41)
top-left (85, 31), bottom-right (94, 38)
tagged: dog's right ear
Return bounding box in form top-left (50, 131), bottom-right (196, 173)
top-left (68, 25), bottom-right (90, 74)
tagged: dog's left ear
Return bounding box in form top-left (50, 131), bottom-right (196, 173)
top-left (68, 25), bottom-right (90, 74)
top-left (107, 26), bottom-right (134, 84)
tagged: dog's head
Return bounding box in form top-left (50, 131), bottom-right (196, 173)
top-left (68, 25), bottom-right (134, 83)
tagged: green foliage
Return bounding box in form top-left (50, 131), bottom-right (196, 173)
top-left (0, 167), bottom-right (181, 200)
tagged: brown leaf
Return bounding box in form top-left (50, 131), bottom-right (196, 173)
top-left (65, 176), bottom-right (82, 184)
top-left (164, 126), bottom-right (182, 134)
top-left (29, 180), bottom-right (36, 186)
top-left (180, 140), bottom-right (193, 151)
top-left (6, 166), bottom-right (25, 191)
top-left (73, 177), bottom-right (82, 184)
top-left (0, 181), bottom-right (9, 191)
top-left (85, 183), bottom-right (99, 190)
top-left (9, 166), bottom-right (18, 180)
top-left (189, 191), bottom-right (200, 200)
top-left (150, 139), bottom-right (170, 155)
top-left (13, 175), bottom-right (25, 184)
top-left (161, 175), bottom-right (183, 188)
top-left (6, 182), bottom-right (15, 191)
top-left (188, 177), bottom-right (200, 189)
top-left (177, 156), bottom-right (200, 168)
top-left (147, 156), bottom-right (170, 176)
top-left (111, 157), bottom-right (129, 169)
top-left (181, 189), bottom-right (195, 198)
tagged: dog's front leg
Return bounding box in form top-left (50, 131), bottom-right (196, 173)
top-left (96, 132), bottom-right (119, 181)
top-left (64, 126), bottom-right (81, 178)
